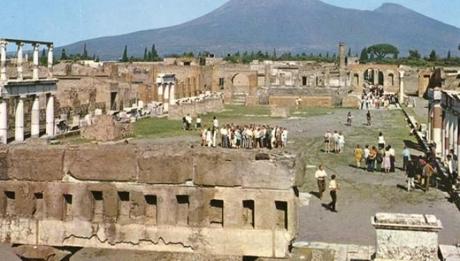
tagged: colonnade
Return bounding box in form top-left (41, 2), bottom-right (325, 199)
top-left (0, 94), bottom-right (54, 143)
top-left (156, 74), bottom-right (176, 113)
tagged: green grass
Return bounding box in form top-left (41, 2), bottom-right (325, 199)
top-left (290, 107), bottom-right (348, 117)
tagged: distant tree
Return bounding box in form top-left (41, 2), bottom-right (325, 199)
top-left (92, 54), bottom-right (96, 61)
top-left (366, 43), bottom-right (399, 60)
top-left (144, 48), bottom-right (148, 61)
top-left (326, 52), bottom-right (329, 58)
top-left (408, 49), bottom-right (421, 60)
top-left (60, 49), bottom-right (68, 60)
top-left (347, 48), bottom-right (352, 57)
top-left (82, 43), bottom-right (88, 59)
top-left (151, 44), bottom-right (159, 61)
top-left (359, 48), bottom-right (368, 63)
top-left (40, 48), bottom-right (47, 65)
top-left (447, 50), bottom-right (452, 60)
top-left (272, 49), bottom-right (277, 59)
top-left (95, 56), bottom-right (100, 62)
top-left (121, 45), bottom-right (128, 62)
top-left (428, 49), bottom-right (437, 61)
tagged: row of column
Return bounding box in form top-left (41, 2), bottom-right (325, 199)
top-left (0, 40), bottom-right (53, 82)
top-left (0, 94), bottom-right (54, 144)
top-left (157, 83), bottom-right (175, 112)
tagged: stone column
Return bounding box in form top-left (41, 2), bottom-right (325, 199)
top-left (0, 98), bottom-right (8, 144)
top-left (457, 119), bottom-right (460, 173)
top-left (32, 43), bottom-right (40, 80)
top-left (432, 88), bottom-right (443, 156)
top-left (0, 41), bottom-right (7, 81)
top-left (31, 95), bottom-right (40, 137)
top-left (47, 44), bottom-right (53, 79)
top-left (169, 83), bottom-right (175, 105)
top-left (16, 42), bottom-right (24, 80)
top-left (338, 42), bottom-right (346, 70)
top-left (163, 83), bottom-right (169, 112)
top-left (374, 70), bottom-right (379, 85)
top-left (46, 94), bottom-right (55, 136)
top-left (157, 84), bottom-right (163, 103)
top-left (15, 96), bottom-right (25, 142)
top-left (399, 70), bottom-right (405, 103)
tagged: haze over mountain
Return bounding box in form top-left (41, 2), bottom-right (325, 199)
top-left (59, 0), bottom-right (460, 60)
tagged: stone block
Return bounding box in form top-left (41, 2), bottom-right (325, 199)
top-left (270, 106), bottom-right (289, 118)
top-left (64, 145), bottom-right (138, 182)
top-left (138, 146), bottom-right (193, 184)
top-left (342, 95), bottom-right (361, 108)
top-left (7, 146), bottom-right (64, 181)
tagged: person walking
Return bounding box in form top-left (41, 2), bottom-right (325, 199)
top-left (346, 112), bottom-right (352, 126)
top-left (315, 165), bottom-right (327, 200)
top-left (366, 111), bottom-right (372, 126)
top-left (327, 175), bottom-right (338, 212)
top-left (367, 146), bottom-right (377, 172)
top-left (364, 145), bottom-right (370, 169)
top-left (378, 132), bottom-right (385, 149)
top-left (422, 161), bottom-right (434, 192)
top-left (324, 130), bottom-right (332, 153)
top-left (389, 145), bottom-right (396, 172)
top-left (406, 160), bottom-right (416, 192)
top-left (354, 145), bottom-right (363, 168)
top-left (402, 146), bottom-right (411, 171)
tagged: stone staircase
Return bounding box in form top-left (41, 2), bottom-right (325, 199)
top-left (231, 92), bottom-right (247, 105)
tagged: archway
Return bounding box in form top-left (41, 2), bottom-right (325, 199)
top-left (232, 73), bottom-right (250, 94)
top-left (353, 73), bottom-right (359, 87)
top-left (388, 73), bottom-right (395, 86)
top-left (378, 71), bottom-right (384, 85)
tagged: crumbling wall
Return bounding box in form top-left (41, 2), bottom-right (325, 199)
top-left (269, 96), bottom-right (333, 108)
top-left (0, 144), bottom-right (301, 258)
top-left (167, 98), bottom-right (224, 120)
top-left (80, 115), bottom-right (133, 142)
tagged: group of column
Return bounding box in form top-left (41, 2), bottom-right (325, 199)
top-left (0, 94), bottom-right (54, 144)
top-left (157, 82), bottom-right (175, 112)
top-left (0, 40), bottom-right (54, 82)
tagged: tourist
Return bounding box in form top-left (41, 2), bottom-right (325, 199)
top-left (364, 144), bottom-right (370, 168)
top-left (422, 160), bottom-right (434, 192)
top-left (182, 116), bottom-right (187, 130)
top-left (196, 115), bottom-right (202, 129)
top-left (185, 114), bottom-right (192, 130)
top-left (337, 132), bottom-right (345, 153)
top-left (200, 127), bottom-right (207, 146)
top-left (346, 112), bottom-right (352, 126)
top-left (376, 147), bottom-right (384, 172)
top-left (327, 175), bottom-right (338, 212)
top-left (367, 146), bottom-right (377, 172)
top-left (448, 150), bottom-right (458, 190)
top-left (281, 128), bottom-right (288, 148)
top-left (378, 132), bottom-right (385, 149)
top-left (402, 146), bottom-right (411, 171)
top-left (206, 128), bottom-right (213, 147)
top-left (315, 165), bottom-right (327, 200)
top-left (333, 131), bottom-right (339, 153)
top-left (406, 160), bottom-right (416, 192)
top-left (366, 111), bottom-right (372, 126)
top-left (383, 146), bottom-right (391, 173)
top-left (389, 145), bottom-right (396, 172)
top-left (220, 126), bottom-right (228, 148)
top-left (354, 145), bottom-right (363, 168)
top-left (445, 154), bottom-right (457, 190)
top-left (213, 116), bottom-right (219, 129)
top-left (324, 130), bottom-right (332, 153)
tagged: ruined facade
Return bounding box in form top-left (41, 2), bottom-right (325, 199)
top-left (0, 144), bottom-right (301, 259)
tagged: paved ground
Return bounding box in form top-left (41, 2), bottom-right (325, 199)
top-left (288, 108), bottom-right (460, 245)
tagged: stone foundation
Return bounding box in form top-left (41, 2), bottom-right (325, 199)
top-left (0, 144), bottom-right (301, 258)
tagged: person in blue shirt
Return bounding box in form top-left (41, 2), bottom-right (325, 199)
top-left (402, 146), bottom-right (411, 171)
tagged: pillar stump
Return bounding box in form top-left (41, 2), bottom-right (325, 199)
top-left (372, 213), bottom-right (442, 261)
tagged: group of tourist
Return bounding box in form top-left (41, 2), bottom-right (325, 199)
top-left (352, 132), bottom-right (398, 173)
top-left (193, 115), bottom-right (288, 150)
top-left (323, 130), bottom-right (346, 153)
top-left (360, 86), bottom-right (399, 110)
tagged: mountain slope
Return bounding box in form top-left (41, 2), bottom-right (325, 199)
top-left (59, 0), bottom-right (460, 60)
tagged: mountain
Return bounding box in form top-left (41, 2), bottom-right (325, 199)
top-left (59, 0), bottom-right (460, 60)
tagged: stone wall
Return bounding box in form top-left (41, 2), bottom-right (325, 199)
top-left (269, 96), bottom-right (333, 108)
top-left (168, 98), bottom-right (224, 120)
top-left (0, 144), bottom-right (301, 258)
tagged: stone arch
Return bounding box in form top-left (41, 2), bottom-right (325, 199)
top-left (232, 73), bottom-right (250, 94)
top-left (378, 71), bottom-right (384, 85)
top-left (353, 73), bottom-right (360, 87)
top-left (388, 73), bottom-right (395, 86)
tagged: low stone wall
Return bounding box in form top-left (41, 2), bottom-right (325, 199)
top-left (269, 96), bottom-right (333, 108)
top-left (271, 107), bottom-right (289, 118)
top-left (168, 98), bottom-right (224, 120)
top-left (342, 95), bottom-right (361, 109)
top-left (0, 144), bottom-right (302, 258)
top-left (81, 115), bottom-right (133, 142)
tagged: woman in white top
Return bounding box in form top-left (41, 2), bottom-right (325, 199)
top-left (378, 132), bottom-right (385, 149)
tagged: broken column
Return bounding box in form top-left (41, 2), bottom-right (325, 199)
top-left (32, 43), bottom-right (40, 80)
top-left (399, 70), bottom-right (405, 103)
top-left (47, 44), bottom-right (54, 79)
top-left (372, 213), bottom-right (442, 261)
top-left (16, 42), bottom-right (24, 80)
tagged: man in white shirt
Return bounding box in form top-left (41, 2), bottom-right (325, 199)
top-left (315, 165), bottom-right (327, 199)
top-left (213, 116), bottom-right (219, 129)
top-left (327, 174), bottom-right (338, 212)
top-left (332, 131), bottom-right (339, 153)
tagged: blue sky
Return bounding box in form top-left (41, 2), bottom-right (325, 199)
top-left (1, 0), bottom-right (459, 48)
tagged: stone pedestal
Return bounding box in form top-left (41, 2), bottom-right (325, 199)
top-left (372, 213), bottom-right (442, 261)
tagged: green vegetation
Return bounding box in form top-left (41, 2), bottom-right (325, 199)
top-left (224, 50), bottom-right (338, 64)
top-left (366, 43), bottom-right (399, 60)
top-left (121, 45), bottom-right (128, 62)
